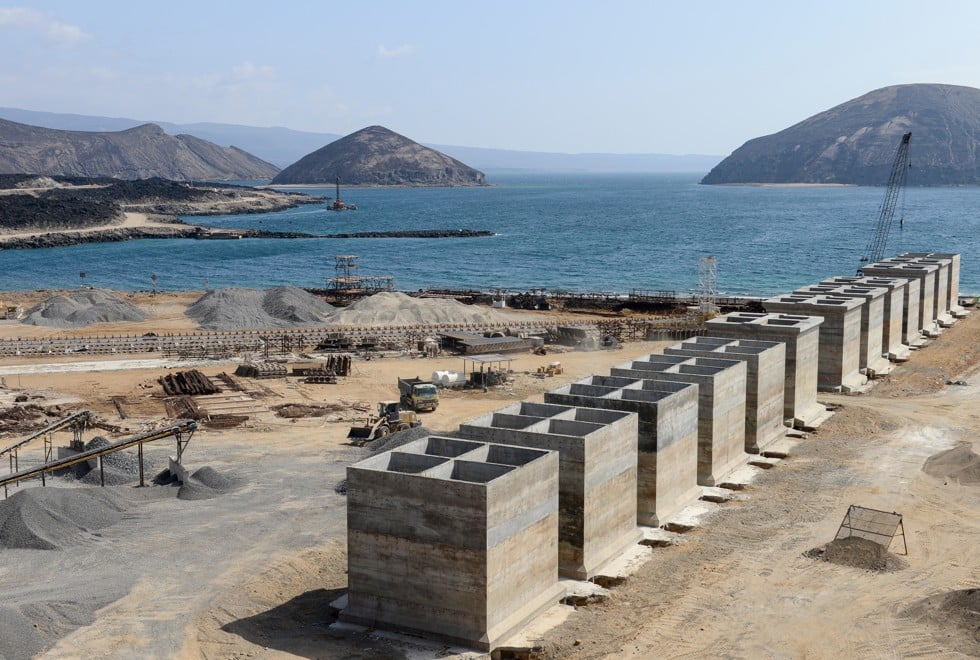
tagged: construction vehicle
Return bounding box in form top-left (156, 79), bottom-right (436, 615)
top-left (860, 132), bottom-right (912, 265)
top-left (397, 376), bottom-right (439, 412)
top-left (347, 401), bottom-right (421, 444)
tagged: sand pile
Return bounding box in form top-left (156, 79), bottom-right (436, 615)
top-left (0, 487), bottom-right (128, 550)
top-left (177, 466), bottom-right (245, 501)
top-left (326, 291), bottom-right (520, 326)
top-left (22, 289), bottom-right (147, 328)
top-left (804, 536), bottom-right (906, 571)
top-left (186, 286), bottom-right (334, 330)
top-left (923, 443), bottom-right (980, 484)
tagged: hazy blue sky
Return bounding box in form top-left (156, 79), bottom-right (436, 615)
top-left (2, 1), bottom-right (978, 155)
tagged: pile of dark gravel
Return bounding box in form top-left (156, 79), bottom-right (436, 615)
top-left (804, 536), bottom-right (906, 571)
top-left (74, 436), bottom-right (155, 486)
top-left (177, 466), bottom-right (245, 501)
top-left (0, 487), bottom-right (128, 550)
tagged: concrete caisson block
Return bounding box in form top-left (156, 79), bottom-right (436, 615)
top-left (704, 312), bottom-right (828, 429)
top-left (610, 355), bottom-right (748, 487)
top-left (762, 294), bottom-right (866, 393)
top-left (795, 284), bottom-right (890, 375)
top-left (458, 401), bottom-right (640, 579)
top-left (343, 437), bottom-right (562, 651)
top-left (545, 375), bottom-right (700, 527)
top-left (664, 336), bottom-right (786, 454)
top-left (860, 261), bottom-right (937, 337)
top-left (821, 276), bottom-right (910, 361)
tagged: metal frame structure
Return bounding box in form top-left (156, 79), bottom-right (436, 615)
top-left (697, 256), bottom-right (718, 315)
top-left (1, 420), bottom-right (197, 497)
top-left (1, 410), bottom-right (92, 476)
top-left (835, 504), bottom-right (907, 555)
top-left (861, 132), bottom-right (912, 265)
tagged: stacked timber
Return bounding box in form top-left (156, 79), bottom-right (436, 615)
top-left (158, 370), bottom-right (220, 396)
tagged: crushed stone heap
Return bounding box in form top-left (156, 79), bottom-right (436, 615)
top-left (326, 291), bottom-right (521, 326)
top-left (186, 286), bottom-right (334, 330)
top-left (22, 289), bottom-right (147, 328)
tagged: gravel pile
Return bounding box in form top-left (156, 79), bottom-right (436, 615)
top-left (0, 487), bottom-right (128, 550)
top-left (177, 465), bottom-right (245, 501)
top-left (326, 291), bottom-right (520, 326)
top-left (186, 286), bottom-right (334, 330)
top-left (0, 604), bottom-right (47, 660)
top-left (804, 536), bottom-right (906, 571)
top-left (22, 289), bottom-right (147, 328)
top-left (923, 443), bottom-right (980, 484)
top-left (74, 436), bottom-right (153, 486)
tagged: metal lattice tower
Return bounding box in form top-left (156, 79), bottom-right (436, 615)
top-left (697, 256), bottom-right (717, 315)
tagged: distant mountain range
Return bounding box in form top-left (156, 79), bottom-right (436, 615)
top-left (272, 125), bottom-right (486, 186)
top-left (0, 107), bottom-right (722, 173)
top-left (0, 119), bottom-right (278, 181)
top-left (702, 83), bottom-right (980, 185)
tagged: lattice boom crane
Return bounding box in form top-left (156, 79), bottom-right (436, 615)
top-left (860, 132), bottom-right (912, 264)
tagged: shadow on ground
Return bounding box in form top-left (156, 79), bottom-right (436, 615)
top-left (221, 588), bottom-right (404, 659)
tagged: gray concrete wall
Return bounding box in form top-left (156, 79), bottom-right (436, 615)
top-left (762, 294), bottom-right (866, 392)
top-left (664, 336), bottom-right (786, 454)
top-left (611, 355), bottom-right (747, 486)
top-left (704, 312), bottom-right (825, 428)
top-left (545, 376), bottom-right (700, 527)
top-left (343, 437), bottom-right (562, 650)
top-left (458, 401), bottom-right (640, 579)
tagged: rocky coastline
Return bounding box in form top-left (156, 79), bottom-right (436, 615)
top-left (0, 226), bottom-right (495, 250)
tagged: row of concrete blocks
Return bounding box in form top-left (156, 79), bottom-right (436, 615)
top-left (753, 251), bottom-right (964, 393)
top-left (341, 333), bottom-right (801, 650)
top-left (340, 250), bottom-right (964, 650)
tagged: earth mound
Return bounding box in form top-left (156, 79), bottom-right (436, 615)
top-left (903, 588), bottom-right (980, 656)
top-left (327, 291), bottom-right (519, 326)
top-left (0, 487), bottom-right (128, 550)
top-left (22, 289), bottom-right (147, 328)
top-left (186, 286), bottom-right (333, 330)
top-left (804, 536), bottom-right (906, 571)
top-left (923, 443), bottom-right (980, 484)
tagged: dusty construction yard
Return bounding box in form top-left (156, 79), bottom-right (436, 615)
top-left (0, 292), bottom-right (977, 659)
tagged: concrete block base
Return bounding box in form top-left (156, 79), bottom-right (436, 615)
top-left (639, 483), bottom-right (702, 528)
top-left (340, 582), bottom-right (566, 652)
top-left (792, 403), bottom-right (834, 431)
top-left (888, 345), bottom-right (912, 362)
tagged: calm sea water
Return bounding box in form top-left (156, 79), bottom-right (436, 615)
top-left (1, 173), bottom-right (978, 296)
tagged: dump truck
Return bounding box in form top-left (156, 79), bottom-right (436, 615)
top-left (397, 376), bottom-right (439, 412)
top-left (347, 401), bottom-right (421, 444)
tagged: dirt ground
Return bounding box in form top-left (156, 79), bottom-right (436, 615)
top-left (0, 293), bottom-right (978, 659)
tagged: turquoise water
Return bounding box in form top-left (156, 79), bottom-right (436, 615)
top-left (1, 173), bottom-right (978, 295)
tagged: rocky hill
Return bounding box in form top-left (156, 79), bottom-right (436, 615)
top-left (702, 84), bottom-right (980, 185)
top-left (0, 119), bottom-right (279, 181)
top-left (271, 125), bottom-right (487, 186)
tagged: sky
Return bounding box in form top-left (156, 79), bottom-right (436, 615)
top-left (2, 1), bottom-right (979, 155)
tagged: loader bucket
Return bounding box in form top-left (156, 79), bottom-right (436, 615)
top-left (348, 426), bottom-right (372, 440)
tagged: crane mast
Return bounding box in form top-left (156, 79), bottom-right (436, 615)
top-left (860, 131), bottom-right (911, 264)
